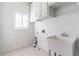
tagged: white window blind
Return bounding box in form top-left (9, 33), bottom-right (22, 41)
top-left (15, 12), bottom-right (28, 29)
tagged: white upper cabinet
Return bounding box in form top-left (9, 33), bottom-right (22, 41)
top-left (35, 3), bottom-right (41, 20)
top-left (40, 2), bottom-right (55, 20)
top-left (30, 2), bottom-right (41, 22)
top-left (39, 2), bottom-right (48, 20)
top-left (30, 2), bottom-right (55, 22)
top-left (30, 3), bottom-right (36, 22)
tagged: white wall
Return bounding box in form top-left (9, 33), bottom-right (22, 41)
top-left (0, 3), bottom-right (3, 55)
top-left (35, 5), bottom-right (79, 52)
top-left (55, 4), bottom-right (79, 17)
top-left (0, 2), bottom-right (34, 53)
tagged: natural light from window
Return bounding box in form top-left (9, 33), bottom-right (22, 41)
top-left (15, 12), bottom-right (28, 29)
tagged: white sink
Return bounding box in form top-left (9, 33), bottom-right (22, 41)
top-left (47, 35), bottom-right (76, 45)
top-left (47, 35), bottom-right (77, 56)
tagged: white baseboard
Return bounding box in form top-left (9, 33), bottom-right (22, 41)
top-left (2, 43), bottom-right (32, 55)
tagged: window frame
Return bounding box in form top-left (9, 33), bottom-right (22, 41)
top-left (14, 11), bottom-right (29, 29)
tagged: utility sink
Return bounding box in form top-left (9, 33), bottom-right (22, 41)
top-left (47, 35), bottom-right (76, 45)
top-left (47, 35), bottom-right (77, 56)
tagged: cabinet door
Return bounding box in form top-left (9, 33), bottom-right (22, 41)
top-left (35, 2), bottom-right (41, 20)
top-left (41, 2), bottom-right (48, 18)
top-left (30, 3), bottom-right (37, 22)
top-left (31, 2), bottom-right (41, 22)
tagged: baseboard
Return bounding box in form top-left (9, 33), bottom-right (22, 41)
top-left (2, 43), bottom-right (32, 55)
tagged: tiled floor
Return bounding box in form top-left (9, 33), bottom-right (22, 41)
top-left (3, 45), bottom-right (48, 56)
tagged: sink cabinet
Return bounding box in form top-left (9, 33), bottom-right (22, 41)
top-left (47, 36), bottom-right (77, 56)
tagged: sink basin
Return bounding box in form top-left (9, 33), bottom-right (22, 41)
top-left (47, 35), bottom-right (76, 45)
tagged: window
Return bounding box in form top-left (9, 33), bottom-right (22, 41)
top-left (15, 12), bottom-right (28, 29)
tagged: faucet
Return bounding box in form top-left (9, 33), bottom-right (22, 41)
top-left (61, 32), bottom-right (69, 37)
